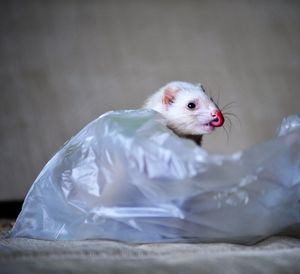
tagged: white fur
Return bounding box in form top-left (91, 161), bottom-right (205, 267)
top-left (143, 81), bottom-right (220, 136)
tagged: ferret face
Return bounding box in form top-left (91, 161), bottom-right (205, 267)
top-left (144, 82), bottom-right (224, 136)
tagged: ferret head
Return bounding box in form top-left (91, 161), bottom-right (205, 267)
top-left (144, 81), bottom-right (224, 137)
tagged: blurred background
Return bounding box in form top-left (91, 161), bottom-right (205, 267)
top-left (0, 0), bottom-right (299, 201)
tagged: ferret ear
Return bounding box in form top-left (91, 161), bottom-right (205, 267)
top-left (162, 87), bottom-right (178, 105)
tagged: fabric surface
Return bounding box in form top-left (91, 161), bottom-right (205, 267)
top-left (1, 231), bottom-right (300, 274)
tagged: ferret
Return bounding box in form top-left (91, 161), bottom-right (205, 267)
top-left (143, 81), bottom-right (224, 146)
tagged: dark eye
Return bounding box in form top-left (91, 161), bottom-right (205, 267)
top-left (187, 102), bottom-right (196, 109)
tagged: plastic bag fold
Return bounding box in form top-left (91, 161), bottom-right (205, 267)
top-left (11, 110), bottom-right (300, 243)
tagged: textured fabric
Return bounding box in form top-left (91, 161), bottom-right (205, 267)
top-left (1, 233), bottom-right (300, 274)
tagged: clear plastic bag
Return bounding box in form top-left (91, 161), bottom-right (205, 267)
top-left (11, 110), bottom-right (300, 243)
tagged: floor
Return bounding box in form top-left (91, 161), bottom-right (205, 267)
top-left (1, 220), bottom-right (300, 274)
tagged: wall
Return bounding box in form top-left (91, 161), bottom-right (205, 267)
top-left (1, 0), bottom-right (300, 200)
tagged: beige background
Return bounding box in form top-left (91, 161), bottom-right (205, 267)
top-left (0, 0), bottom-right (299, 200)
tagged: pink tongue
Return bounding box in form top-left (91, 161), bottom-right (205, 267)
top-left (210, 111), bottom-right (224, 127)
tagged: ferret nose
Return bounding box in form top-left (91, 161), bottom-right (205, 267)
top-left (210, 110), bottom-right (224, 127)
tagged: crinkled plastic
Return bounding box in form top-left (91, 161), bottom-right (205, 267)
top-left (11, 110), bottom-right (300, 244)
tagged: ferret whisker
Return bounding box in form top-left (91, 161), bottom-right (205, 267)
top-left (216, 88), bottom-right (221, 106)
top-left (220, 101), bottom-right (237, 112)
top-left (221, 105), bottom-right (233, 113)
top-left (228, 120), bottom-right (233, 131)
top-left (222, 123), bottom-right (230, 143)
top-left (221, 105), bottom-right (232, 112)
top-left (223, 112), bottom-right (238, 119)
top-left (222, 117), bottom-right (232, 134)
top-left (209, 86), bottom-right (216, 104)
top-left (205, 85), bottom-right (210, 97)
top-left (207, 85), bottom-right (215, 101)
top-left (223, 115), bottom-right (232, 129)
top-left (223, 112), bottom-right (241, 125)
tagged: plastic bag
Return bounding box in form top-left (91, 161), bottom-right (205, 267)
top-left (11, 110), bottom-right (300, 244)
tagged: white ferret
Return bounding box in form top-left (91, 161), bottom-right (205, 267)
top-left (143, 81), bottom-right (224, 145)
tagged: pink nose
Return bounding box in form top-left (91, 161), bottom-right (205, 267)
top-left (210, 110), bottom-right (224, 127)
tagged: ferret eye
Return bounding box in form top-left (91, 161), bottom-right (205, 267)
top-left (187, 102), bottom-right (196, 109)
